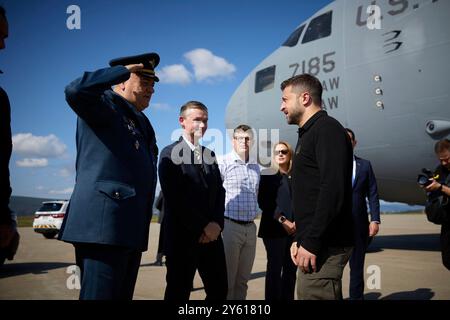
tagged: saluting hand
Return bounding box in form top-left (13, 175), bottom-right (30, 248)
top-left (125, 63), bottom-right (144, 73)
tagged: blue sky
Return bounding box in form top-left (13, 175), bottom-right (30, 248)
top-left (2, 0), bottom-right (334, 199)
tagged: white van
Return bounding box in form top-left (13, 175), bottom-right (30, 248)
top-left (33, 200), bottom-right (69, 239)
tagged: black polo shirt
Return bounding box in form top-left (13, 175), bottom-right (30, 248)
top-left (292, 110), bottom-right (354, 255)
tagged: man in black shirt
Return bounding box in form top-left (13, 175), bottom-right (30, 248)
top-left (280, 74), bottom-right (354, 300)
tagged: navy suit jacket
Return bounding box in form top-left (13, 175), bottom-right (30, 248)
top-left (58, 66), bottom-right (158, 251)
top-left (352, 156), bottom-right (380, 235)
top-left (158, 137), bottom-right (225, 256)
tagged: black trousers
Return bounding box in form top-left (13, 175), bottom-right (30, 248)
top-left (262, 236), bottom-right (297, 301)
top-left (164, 237), bottom-right (228, 301)
top-left (349, 225), bottom-right (370, 300)
top-left (74, 243), bottom-right (142, 300)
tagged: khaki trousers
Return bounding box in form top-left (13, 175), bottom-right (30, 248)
top-left (222, 219), bottom-right (257, 300)
top-left (297, 246), bottom-right (353, 300)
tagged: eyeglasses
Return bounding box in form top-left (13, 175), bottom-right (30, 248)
top-left (275, 149), bottom-right (289, 155)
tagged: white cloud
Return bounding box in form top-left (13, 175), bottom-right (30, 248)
top-left (158, 64), bottom-right (192, 85)
top-left (36, 186), bottom-right (45, 191)
top-left (49, 187), bottom-right (74, 195)
top-left (12, 133), bottom-right (67, 158)
top-left (184, 48), bottom-right (236, 82)
top-left (16, 158), bottom-right (49, 168)
top-left (150, 103), bottom-right (172, 111)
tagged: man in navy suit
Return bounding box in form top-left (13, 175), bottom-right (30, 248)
top-left (158, 101), bottom-right (227, 301)
top-left (346, 128), bottom-right (381, 300)
top-left (58, 53), bottom-right (160, 299)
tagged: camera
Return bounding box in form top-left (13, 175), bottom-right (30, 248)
top-left (417, 168), bottom-right (439, 187)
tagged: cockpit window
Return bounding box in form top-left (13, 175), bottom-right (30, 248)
top-left (255, 65), bottom-right (276, 93)
top-left (282, 24), bottom-right (305, 47)
top-left (302, 11), bottom-right (332, 44)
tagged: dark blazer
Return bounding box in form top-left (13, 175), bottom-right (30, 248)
top-left (258, 171), bottom-right (294, 239)
top-left (58, 66), bottom-right (158, 251)
top-left (158, 137), bottom-right (225, 256)
top-left (349, 156), bottom-right (381, 299)
top-left (352, 156), bottom-right (380, 233)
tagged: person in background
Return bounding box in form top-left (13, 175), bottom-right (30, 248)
top-left (154, 191), bottom-right (165, 266)
top-left (423, 139), bottom-right (450, 270)
top-left (158, 101), bottom-right (227, 301)
top-left (218, 125), bottom-right (261, 300)
top-left (258, 141), bottom-right (297, 300)
top-left (345, 128), bottom-right (381, 300)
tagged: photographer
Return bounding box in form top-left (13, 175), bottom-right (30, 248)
top-left (422, 139), bottom-right (450, 270)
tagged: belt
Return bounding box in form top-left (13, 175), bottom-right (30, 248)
top-left (224, 216), bottom-right (253, 225)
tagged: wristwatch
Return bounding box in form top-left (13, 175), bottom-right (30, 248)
top-left (278, 216), bottom-right (287, 224)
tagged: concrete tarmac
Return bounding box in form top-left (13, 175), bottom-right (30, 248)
top-left (0, 213), bottom-right (449, 300)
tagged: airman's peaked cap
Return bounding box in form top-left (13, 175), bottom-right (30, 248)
top-left (109, 52), bottom-right (160, 82)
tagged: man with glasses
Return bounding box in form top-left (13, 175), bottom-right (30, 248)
top-left (218, 125), bottom-right (261, 300)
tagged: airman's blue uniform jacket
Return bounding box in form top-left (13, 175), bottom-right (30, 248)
top-left (59, 66), bottom-right (158, 251)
